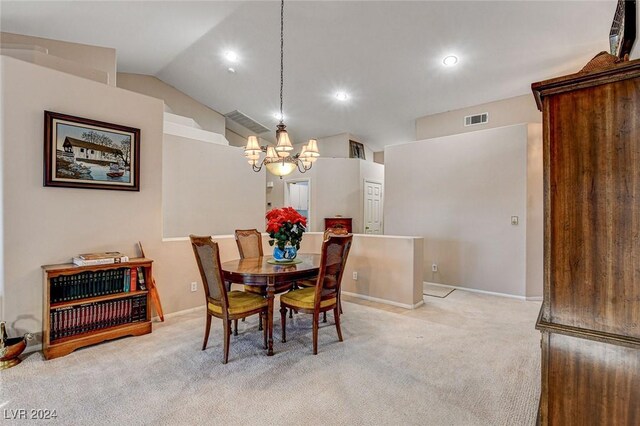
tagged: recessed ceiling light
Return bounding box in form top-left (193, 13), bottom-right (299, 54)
top-left (273, 112), bottom-right (284, 121)
top-left (227, 67), bottom-right (236, 73)
top-left (335, 91), bottom-right (349, 101)
top-left (443, 55), bottom-right (458, 66)
top-left (224, 51), bottom-right (239, 62)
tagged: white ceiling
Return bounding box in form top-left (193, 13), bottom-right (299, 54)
top-left (1, 1), bottom-right (617, 150)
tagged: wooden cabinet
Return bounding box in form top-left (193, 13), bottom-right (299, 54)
top-left (42, 258), bottom-right (153, 360)
top-left (532, 56), bottom-right (640, 425)
top-left (324, 217), bottom-right (352, 233)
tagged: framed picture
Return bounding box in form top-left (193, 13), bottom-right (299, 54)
top-left (609, 0), bottom-right (636, 59)
top-left (349, 140), bottom-right (366, 160)
top-left (44, 111), bottom-right (140, 191)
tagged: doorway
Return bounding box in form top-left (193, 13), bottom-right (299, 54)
top-left (284, 178), bottom-right (311, 230)
top-left (364, 179), bottom-right (383, 234)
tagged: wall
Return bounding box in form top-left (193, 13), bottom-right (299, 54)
top-left (415, 95), bottom-right (541, 140)
top-left (526, 124), bottom-right (543, 298)
top-left (298, 233), bottom-right (424, 308)
top-left (117, 73), bottom-right (226, 133)
top-left (225, 128), bottom-right (248, 148)
top-left (373, 151), bottom-right (384, 165)
top-left (162, 134), bottom-right (265, 238)
top-left (0, 54), bottom-right (268, 342)
top-left (385, 123), bottom-right (542, 298)
top-left (1, 56), bottom-right (162, 337)
top-left (0, 32), bottom-right (116, 86)
top-left (267, 158), bottom-right (384, 233)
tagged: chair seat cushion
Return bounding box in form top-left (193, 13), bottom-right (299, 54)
top-left (208, 291), bottom-right (267, 315)
top-left (280, 287), bottom-right (336, 310)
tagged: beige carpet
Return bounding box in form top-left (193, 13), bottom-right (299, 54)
top-left (1, 291), bottom-right (541, 425)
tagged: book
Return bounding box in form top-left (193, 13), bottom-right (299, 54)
top-left (78, 251), bottom-right (123, 260)
top-left (130, 267), bottom-right (137, 292)
top-left (136, 266), bottom-right (147, 290)
top-left (72, 256), bottom-right (129, 266)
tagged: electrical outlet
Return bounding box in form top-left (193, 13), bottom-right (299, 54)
top-left (432, 264), bottom-right (438, 272)
top-left (352, 271), bottom-right (358, 280)
top-left (190, 282), bottom-right (198, 292)
top-left (511, 216), bottom-right (519, 225)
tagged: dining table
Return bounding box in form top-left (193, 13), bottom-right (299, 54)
top-left (220, 254), bottom-right (321, 356)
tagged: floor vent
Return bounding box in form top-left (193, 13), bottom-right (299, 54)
top-left (224, 110), bottom-right (270, 134)
top-left (464, 112), bottom-right (489, 127)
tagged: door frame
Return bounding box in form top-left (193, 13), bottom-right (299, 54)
top-left (363, 179), bottom-right (384, 234)
top-left (284, 177), bottom-right (312, 230)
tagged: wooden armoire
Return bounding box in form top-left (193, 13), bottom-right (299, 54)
top-left (532, 54), bottom-right (640, 425)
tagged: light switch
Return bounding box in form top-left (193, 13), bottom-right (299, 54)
top-left (511, 216), bottom-right (519, 226)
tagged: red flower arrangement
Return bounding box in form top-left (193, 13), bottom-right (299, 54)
top-left (266, 207), bottom-right (307, 250)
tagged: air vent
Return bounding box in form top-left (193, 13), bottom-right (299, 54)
top-left (224, 110), bottom-right (270, 134)
top-left (464, 112), bottom-right (489, 127)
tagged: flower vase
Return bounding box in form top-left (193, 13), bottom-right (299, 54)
top-left (273, 244), bottom-right (298, 261)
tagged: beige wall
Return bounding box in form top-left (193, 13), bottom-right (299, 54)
top-left (267, 158), bottom-right (384, 233)
top-left (162, 134), bottom-right (265, 238)
top-left (526, 124), bottom-right (543, 298)
top-left (415, 95), bottom-right (541, 140)
top-left (298, 233), bottom-right (424, 308)
top-left (0, 56), bottom-right (266, 342)
top-left (117, 73), bottom-right (226, 133)
top-left (385, 124), bottom-right (542, 298)
top-left (0, 32), bottom-right (116, 86)
top-left (225, 128), bottom-right (249, 148)
top-left (373, 151), bottom-right (384, 165)
top-left (1, 56), bottom-right (163, 337)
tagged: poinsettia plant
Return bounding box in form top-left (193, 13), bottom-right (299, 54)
top-left (266, 207), bottom-right (307, 250)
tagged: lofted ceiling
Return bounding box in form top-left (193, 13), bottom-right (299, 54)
top-left (0, 1), bottom-right (617, 150)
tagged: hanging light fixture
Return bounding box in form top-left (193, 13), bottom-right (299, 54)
top-left (243, 0), bottom-right (319, 178)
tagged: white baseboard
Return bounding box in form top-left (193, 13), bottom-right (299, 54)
top-left (342, 291), bottom-right (424, 310)
top-left (424, 281), bottom-right (541, 302)
top-left (525, 296), bottom-right (543, 301)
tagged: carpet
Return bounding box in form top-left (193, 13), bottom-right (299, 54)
top-left (0, 291), bottom-right (541, 425)
top-left (423, 283), bottom-right (455, 298)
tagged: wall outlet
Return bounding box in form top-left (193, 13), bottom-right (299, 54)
top-left (352, 271), bottom-right (358, 280)
top-left (432, 264), bottom-right (438, 272)
top-left (511, 216), bottom-right (519, 225)
top-left (190, 282), bottom-right (198, 292)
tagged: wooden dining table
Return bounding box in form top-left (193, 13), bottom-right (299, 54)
top-left (220, 254), bottom-right (321, 356)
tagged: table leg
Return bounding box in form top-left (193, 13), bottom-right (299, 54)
top-left (267, 277), bottom-right (275, 356)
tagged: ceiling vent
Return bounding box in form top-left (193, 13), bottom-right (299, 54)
top-left (224, 110), bottom-right (270, 134)
top-left (464, 112), bottom-right (489, 127)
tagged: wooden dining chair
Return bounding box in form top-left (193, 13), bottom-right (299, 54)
top-left (279, 234), bottom-right (353, 354)
top-left (296, 227), bottom-right (351, 320)
top-left (235, 229), bottom-right (293, 327)
top-left (190, 235), bottom-right (268, 364)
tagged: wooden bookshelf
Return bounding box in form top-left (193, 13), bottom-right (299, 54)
top-left (42, 258), bottom-right (153, 360)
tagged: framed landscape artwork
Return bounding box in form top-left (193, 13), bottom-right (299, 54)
top-left (44, 111), bottom-right (140, 191)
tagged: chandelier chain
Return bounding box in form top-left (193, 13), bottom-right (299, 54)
top-left (279, 0), bottom-right (284, 123)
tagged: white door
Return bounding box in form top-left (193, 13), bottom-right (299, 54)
top-left (364, 180), bottom-right (383, 234)
top-left (285, 179), bottom-right (311, 228)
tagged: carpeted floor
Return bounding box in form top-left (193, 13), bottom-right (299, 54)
top-left (1, 291), bottom-right (541, 425)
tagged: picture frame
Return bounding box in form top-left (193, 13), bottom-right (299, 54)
top-left (44, 111), bottom-right (140, 191)
top-left (609, 0), bottom-right (636, 59)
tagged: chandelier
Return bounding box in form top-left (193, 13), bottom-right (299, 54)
top-left (244, 0), bottom-right (319, 178)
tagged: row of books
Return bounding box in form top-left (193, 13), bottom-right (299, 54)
top-left (50, 295), bottom-right (147, 341)
top-left (72, 251), bottom-right (129, 266)
top-left (51, 267), bottom-right (147, 304)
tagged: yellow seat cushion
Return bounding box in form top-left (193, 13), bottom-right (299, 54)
top-left (280, 287), bottom-right (336, 310)
top-left (208, 291), bottom-right (267, 315)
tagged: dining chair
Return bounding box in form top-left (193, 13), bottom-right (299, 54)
top-left (235, 229), bottom-right (293, 327)
top-left (296, 227), bottom-right (351, 320)
top-left (190, 235), bottom-right (268, 364)
top-left (279, 234), bottom-right (353, 355)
